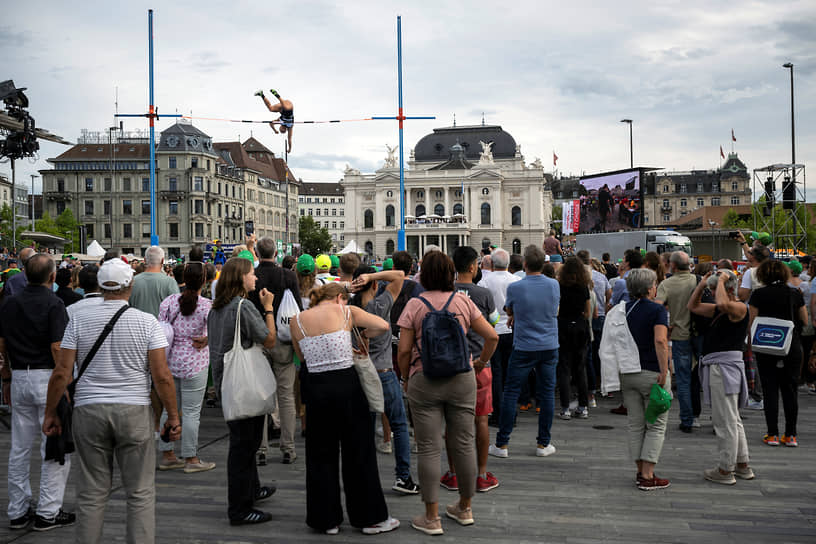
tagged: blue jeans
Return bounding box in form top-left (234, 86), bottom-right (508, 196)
top-left (378, 370), bottom-right (411, 480)
top-left (672, 339), bottom-right (694, 426)
top-left (496, 348), bottom-right (558, 448)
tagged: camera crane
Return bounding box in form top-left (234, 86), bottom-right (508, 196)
top-left (0, 79), bottom-right (72, 249)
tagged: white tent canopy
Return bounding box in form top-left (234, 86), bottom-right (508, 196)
top-left (86, 240), bottom-right (106, 258)
top-left (338, 240), bottom-right (363, 254)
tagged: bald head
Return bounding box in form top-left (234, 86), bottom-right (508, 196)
top-left (19, 247), bottom-right (36, 267)
top-left (670, 251), bottom-right (690, 272)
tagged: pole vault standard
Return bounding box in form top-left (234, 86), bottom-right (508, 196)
top-left (116, 9), bottom-right (181, 246)
top-left (373, 16), bottom-right (435, 252)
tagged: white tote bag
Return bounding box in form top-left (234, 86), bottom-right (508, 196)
top-left (276, 289), bottom-right (300, 343)
top-left (221, 299), bottom-right (278, 421)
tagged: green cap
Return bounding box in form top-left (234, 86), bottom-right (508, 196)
top-left (297, 254), bottom-right (315, 274)
top-left (786, 260), bottom-right (803, 275)
top-left (237, 250), bottom-right (255, 263)
top-left (330, 254), bottom-right (340, 268)
top-left (382, 258), bottom-right (393, 270)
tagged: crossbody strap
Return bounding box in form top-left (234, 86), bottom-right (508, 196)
top-left (75, 305), bottom-right (130, 384)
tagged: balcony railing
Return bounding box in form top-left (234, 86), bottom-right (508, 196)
top-left (159, 190), bottom-right (189, 200)
top-left (43, 191), bottom-right (73, 201)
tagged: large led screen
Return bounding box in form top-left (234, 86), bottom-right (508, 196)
top-left (578, 169), bottom-right (641, 232)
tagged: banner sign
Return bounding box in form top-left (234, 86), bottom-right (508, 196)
top-left (562, 199), bottom-right (580, 234)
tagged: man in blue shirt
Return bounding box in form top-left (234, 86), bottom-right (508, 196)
top-left (489, 245), bottom-right (560, 459)
top-left (610, 249), bottom-right (644, 306)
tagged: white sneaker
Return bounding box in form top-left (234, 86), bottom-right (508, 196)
top-left (376, 439), bottom-right (392, 454)
top-left (692, 418), bottom-right (702, 428)
top-left (573, 407), bottom-right (589, 419)
top-left (536, 444), bottom-right (556, 457)
top-left (362, 517), bottom-right (400, 535)
top-left (747, 399), bottom-right (764, 410)
top-left (559, 410), bottom-right (571, 420)
top-left (488, 444), bottom-right (509, 458)
top-left (589, 396), bottom-right (597, 408)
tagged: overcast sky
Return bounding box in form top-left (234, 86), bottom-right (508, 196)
top-left (3, 0), bottom-right (814, 200)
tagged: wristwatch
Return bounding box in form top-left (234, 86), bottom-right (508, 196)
top-left (263, 310), bottom-right (274, 318)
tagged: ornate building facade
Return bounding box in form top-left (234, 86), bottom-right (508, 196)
top-left (298, 182), bottom-right (346, 251)
top-left (341, 124), bottom-right (553, 259)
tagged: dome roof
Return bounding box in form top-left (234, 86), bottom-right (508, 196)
top-left (414, 125), bottom-right (517, 162)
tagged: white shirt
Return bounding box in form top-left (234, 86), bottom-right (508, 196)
top-left (61, 300), bottom-right (168, 407)
top-left (740, 267), bottom-right (763, 292)
top-left (66, 292), bottom-right (104, 322)
top-left (590, 269), bottom-right (611, 317)
top-left (478, 270), bottom-right (521, 335)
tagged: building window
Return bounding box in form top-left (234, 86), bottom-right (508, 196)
top-left (482, 238), bottom-right (491, 249)
top-left (711, 197), bottom-right (721, 206)
top-left (417, 190), bottom-right (424, 199)
top-left (512, 238), bottom-right (521, 254)
top-left (123, 178), bottom-right (131, 191)
top-left (365, 241), bottom-right (373, 255)
top-left (481, 188), bottom-right (489, 195)
top-left (323, 208), bottom-right (328, 216)
top-left (324, 221), bottom-right (329, 229)
top-left (191, 157), bottom-right (198, 168)
top-left (332, 208), bottom-right (337, 216)
top-left (340, 221), bottom-right (345, 229)
top-left (85, 224), bottom-right (94, 239)
top-left (104, 200), bottom-right (111, 215)
top-left (194, 200), bottom-right (204, 215)
top-left (169, 201), bottom-right (178, 215)
top-left (435, 190), bottom-right (443, 198)
top-left (84, 200), bottom-right (94, 215)
top-left (142, 224), bottom-right (151, 239)
top-left (307, 208), bottom-right (313, 216)
top-left (57, 201), bottom-right (66, 214)
top-left (315, 208), bottom-right (321, 216)
top-left (385, 205), bottom-right (395, 227)
top-left (339, 209), bottom-right (344, 216)
top-left (142, 178), bottom-right (149, 192)
top-left (453, 203), bottom-right (464, 216)
top-left (104, 223), bottom-right (111, 239)
top-left (104, 178), bottom-right (112, 191)
top-left (680, 199), bottom-right (687, 208)
top-left (663, 185), bottom-right (669, 193)
top-left (481, 203), bottom-right (491, 225)
top-left (697, 198), bottom-right (704, 207)
top-left (300, 209), bottom-right (305, 216)
top-left (511, 206), bottom-right (521, 226)
top-left (232, 186), bottom-right (236, 198)
top-left (123, 200), bottom-right (133, 215)
top-left (663, 214), bottom-right (670, 222)
top-left (194, 177), bottom-right (204, 191)
top-left (169, 177), bottom-right (177, 191)
top-left (712, 182), bottom-right (719, 192)
top-left (364, 209), bottom-right (374, 229)
top-left (123, 223), bottom-right (132, 238)
top-left (434, 204), bottom-right (445, 217)
top-left (386, 239), bottom-right (395, 255)
top-left (731, 181), bottom-right (738, 191)
top-left (415, 204), bottom-right (425, 217)
top-left (681, 211), bottom-right (688, 217)
top-left (141, 200), bottom-right (150, 215)
top-left (386, 190), bottom-right (393, 198)
top-left (57, 179), bottom-right (65, 192)
top-left (85, 178), bottom-right (93, 192)
top-left (195, 223), bottom-right (204, 237)
top-left (697, 183), bottom-right (704, 192)
top-left (662, 199), bottom-right (669, 209)
top-left (169, 156), bottom-right (177, 169)
top-left (332, 221), bottom-right (337, 229)
top-left (680, 184), bottom-right (687, 193)
top-left (731, 196), bottom-right (740, 205)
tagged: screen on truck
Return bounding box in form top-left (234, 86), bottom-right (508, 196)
top-left (577, 169), bottom-right (641, 233)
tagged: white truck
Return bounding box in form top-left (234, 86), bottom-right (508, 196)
top-left (575, 230), bottom-right (693, 262)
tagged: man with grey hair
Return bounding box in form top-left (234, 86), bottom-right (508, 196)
top-left (656, 251), bottom-right (698, 433)
top-left (0, 254), bottom-right (74, 531)
top-left (129, 246), bottom-right (179, 318)
top-left (248, 237), bottom-right (302, 464)
top-left (3, 247), bottom-right (36, 297)
top-left (478, 248), bottom-right (520, 423)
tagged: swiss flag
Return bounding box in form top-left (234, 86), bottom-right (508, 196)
top-left (720, 146), bottom-right (725, 159)
top-left (553, 151), bottom-right (558, 166)
top-left (731, 129), bottom-right (736, 142)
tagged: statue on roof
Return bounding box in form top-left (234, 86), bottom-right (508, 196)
top-left (344, 164), bottom-right (360, 175)
top-left (530, 157), bottom-right (543, 169)
top-left (384, 144), bottom-right (398, 168)
top-left (478, 140), bottom-right (494, 164)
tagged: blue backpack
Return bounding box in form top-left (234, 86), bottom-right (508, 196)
top-left (417, 293), bottom-right (471, 378)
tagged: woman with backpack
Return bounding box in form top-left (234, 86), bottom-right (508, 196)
top-left (397, 251), bottom-right (498, 535)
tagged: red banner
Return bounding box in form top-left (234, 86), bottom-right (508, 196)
top-left (562, 199), bottom-right (580, 234)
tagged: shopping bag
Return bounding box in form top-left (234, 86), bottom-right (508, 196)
top-left (645, 383), bottom-right (672, 424)
top-left (221, 299), bottom-right (278, 421)
top-left (277, 289), bottom-right (300, 343)
top-left (352, 328), bottom-right (384, 413)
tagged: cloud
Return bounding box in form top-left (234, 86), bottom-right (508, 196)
top-left (0, 26), bottom-right (31, 48)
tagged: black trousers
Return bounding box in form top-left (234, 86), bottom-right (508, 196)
top-left (490, 333), bottom-right (514, 419)
top-left (557, 318), bottom-right (590, 409)
top-left (756, 351), bottom-right (799, 436)
top-left (305, 367), bottom-right (388, 531)
top-left (226, 415), bottom-right (264, 520)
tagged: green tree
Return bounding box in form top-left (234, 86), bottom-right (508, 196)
top-left (551, 204), bottom-right (563, 236)
top-left (298, 216), bottom-right (333, 256)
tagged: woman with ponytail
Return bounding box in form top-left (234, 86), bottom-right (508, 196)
top-left (157, 261), bottom-right (216, 473)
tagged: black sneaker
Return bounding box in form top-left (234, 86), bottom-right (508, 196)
top-left (282, 451), bottom-right (297, 464)
top-left (678, 424), bottom-right (693, 434)
top-left (254, 485), bottom-right (277, 503)
top-left (32, 509), bottom-right (75, 532)
top-left (9, 508), bottom-right (34, 530)
top-left (230, 509), bottom-right (272, 526)
top-left (257, 451), bottom-right (267, 466)
top-left (392, 476), bottom-right (420, 495)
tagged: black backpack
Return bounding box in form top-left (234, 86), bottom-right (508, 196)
top-left (390, 279), bottom-right (418, 337)
top-left (416, 293), bottom-right (471, 378)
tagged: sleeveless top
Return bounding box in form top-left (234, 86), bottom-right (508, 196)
top-left (701, 308), bottom-right (749, 356)
top-left (279, 107), bottom-right (294, 127)
top-left (295, 306), bottom-right (354, 373)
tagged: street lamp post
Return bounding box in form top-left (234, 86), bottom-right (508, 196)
top-left (783, 63), bottom-right (796, 241)
top-left (620, 119), bottom-right (633, 169)
top-left (30, 174), bottom-right (38, 231)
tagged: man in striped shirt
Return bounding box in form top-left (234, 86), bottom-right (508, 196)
top-left (43, 258), bottom-right (180, 544)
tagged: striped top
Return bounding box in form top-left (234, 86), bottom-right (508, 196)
top-left (61, 299), bottom-right (168, 407)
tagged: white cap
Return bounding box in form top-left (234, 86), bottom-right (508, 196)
top-left (98, 258), bottom-right (134, 290)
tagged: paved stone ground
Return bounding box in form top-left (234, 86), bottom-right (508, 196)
top-left (1, 390), bottom-right (815, 543)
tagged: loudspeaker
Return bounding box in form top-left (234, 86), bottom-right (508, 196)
top-left (783, 176), bottom-right (795, 210)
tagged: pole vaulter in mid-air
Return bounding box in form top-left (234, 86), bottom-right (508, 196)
top-left (254, 88), bottom-right (294, 153)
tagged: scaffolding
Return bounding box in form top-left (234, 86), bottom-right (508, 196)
top-left (752, 163), bottom-right (807, 254)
